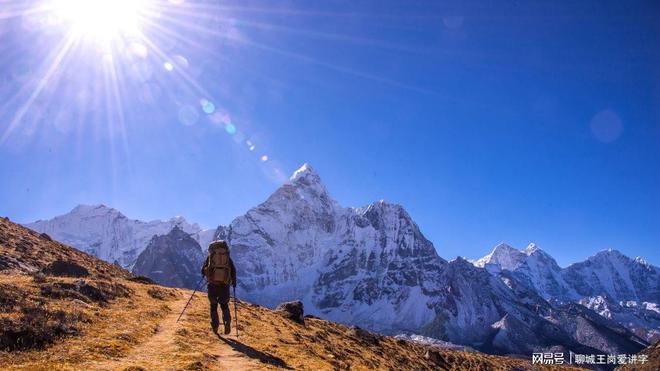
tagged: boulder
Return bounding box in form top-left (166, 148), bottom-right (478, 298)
top-left (424, 349), bottom-right (446, 366)
top-left (348, 326), bottom-right (380, 345)
top-left (275, 300), bottom-right (305, 324)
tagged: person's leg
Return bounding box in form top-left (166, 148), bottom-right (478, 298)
top-left (207, 284), bottom-right (220, 332)
top-left (220, 302), bottom-right (231, 334)
top-left (218, 284), bottom-right (231, 334)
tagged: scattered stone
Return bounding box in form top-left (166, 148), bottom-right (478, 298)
top-left (31, 272), bottom-right (47, 283)
top-left (42, 259), bottom-right (89, 278)
top-left (275, 300), bottom-right (305, 324)
top-left (424, 349), bottom-right (446, 366)
top-left (71, 299), bottom-right (90, 307)
top-left (0, 255), bottom-right (19, 270)
top-left (348, 326), bottom-right (380, 345)
top-left (147, 287), bottom-right (171, 300)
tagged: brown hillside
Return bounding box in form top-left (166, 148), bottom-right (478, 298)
top-left (618, 341), bottom-right (660, 371)
top-left (0, 216), bottom-right (578, 370)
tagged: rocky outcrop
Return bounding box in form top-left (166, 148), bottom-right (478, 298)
top-left (275, 300), bottom-right (305, 324)
top-left (132, 226), bottom-right (205, 289)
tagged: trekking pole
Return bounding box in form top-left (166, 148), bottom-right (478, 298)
top-left (233, 285), bottom-right (239, 337)
top-left (177, 276), bottom-right (206, 323)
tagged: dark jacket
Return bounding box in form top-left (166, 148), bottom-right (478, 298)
top-left (201, 255), bottom-right (237, 286)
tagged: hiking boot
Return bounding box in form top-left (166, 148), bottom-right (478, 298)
top-left (224, 322), bottom-right (231, 335)
top-left (211, 324), bottom-right (219, 334)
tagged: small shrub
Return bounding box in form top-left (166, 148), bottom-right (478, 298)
top-left (128, 275), bottom-right (156, 285)
top-left (0, 284), bottom-right (19, 312)
top-left (42, 260), bottom-right (89, 278)
top-left (40, 280), bottom-right (132, 304)
top-left (0, 305), bottom-right (84, 351)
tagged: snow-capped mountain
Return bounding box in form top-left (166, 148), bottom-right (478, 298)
top-left (22, 164), bottom-right (656, 356)
top-left (132, 225), bottom-right (206, 289)
top-left (474, 243), bottom-right (660, 342)
top-left (563, 249), bottom-right (660, 303)
top-left (474, 243), bottom-right (527, 271)
top-left (25, 204), bottom-right (214, 268)
top-left (224, 164), bottom-right (447, 334)
top-left (213, 164), bottom-right (647, 355)
top-left (476, 243), bottom-right (577, 300)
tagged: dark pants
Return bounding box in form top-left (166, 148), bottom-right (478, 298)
top-left (207, 283), bottom-right (231, 328)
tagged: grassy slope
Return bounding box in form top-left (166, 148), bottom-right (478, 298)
top-left (0, 217), bottom-right (578, 370)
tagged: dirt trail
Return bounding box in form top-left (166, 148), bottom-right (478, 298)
top-left (89, 296), bottom-right (263, 370)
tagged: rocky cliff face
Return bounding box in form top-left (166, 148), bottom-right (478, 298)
top-left (132, 226), bottom-right (205, 289)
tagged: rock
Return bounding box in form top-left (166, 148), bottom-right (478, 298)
top-left (132, 226), bottom-right (205, 289)
top-left (275, 300), bottom-right (305, 324)
top-left (39, 233), bottom-right (52, 241)
top-left (348, 326), bottom-right (380, 345)
top-left (424, 349), bottom-right (446, 366)
top-left (71, 298), bottom-right (90, 307)
top-left (42, 259), bottom-right (89, 278)
top-left (128, 275), bottom-right (156, 285)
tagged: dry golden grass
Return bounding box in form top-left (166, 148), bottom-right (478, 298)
top-left (0, 217), bottom-right (585, 370)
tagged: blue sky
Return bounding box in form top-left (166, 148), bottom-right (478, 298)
top-left (1, 1), bottom-right (658, 266)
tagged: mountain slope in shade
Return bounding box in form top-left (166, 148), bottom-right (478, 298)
top-left (132, 226), bottom-right (206, 289)
top-left (25, 204), bottom-right (215, 268)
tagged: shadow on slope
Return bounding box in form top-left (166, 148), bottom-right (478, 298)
top-left (216, 335), bottom-right (291, 369)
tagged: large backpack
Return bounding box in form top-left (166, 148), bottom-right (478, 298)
top-left (206, 240), bottom-right (232, 285)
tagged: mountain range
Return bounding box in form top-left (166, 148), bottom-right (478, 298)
top-left (25, 164), bottom-right (659, 356)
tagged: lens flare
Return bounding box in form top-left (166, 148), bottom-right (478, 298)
top-left (225, 123), bottom-right (236, 134)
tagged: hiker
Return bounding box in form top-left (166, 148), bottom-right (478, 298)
top-left (201, 240), bottom-right (237, 335)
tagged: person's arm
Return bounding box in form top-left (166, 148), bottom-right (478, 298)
top-left (201, 256), bottom-right (209, 277)
top-left (230, 257), bottom-right (237, 287)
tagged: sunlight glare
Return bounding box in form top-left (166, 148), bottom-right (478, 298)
top-left (51, 0), bottom-right (150, 42)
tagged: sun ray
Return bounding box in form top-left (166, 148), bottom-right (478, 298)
top-left (1, 31), bottom-right (78, 144)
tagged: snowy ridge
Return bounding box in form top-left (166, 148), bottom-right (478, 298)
top-left (473, 243), bottom-right (660, 342)
top-left (25, 204), bottom-right (214, 268)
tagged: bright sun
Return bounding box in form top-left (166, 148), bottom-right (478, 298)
top-left (51, 0), bottom-right (150, 42)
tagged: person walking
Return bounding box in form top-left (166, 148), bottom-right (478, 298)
top-left (201, 240), bottom-right (237, 335)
